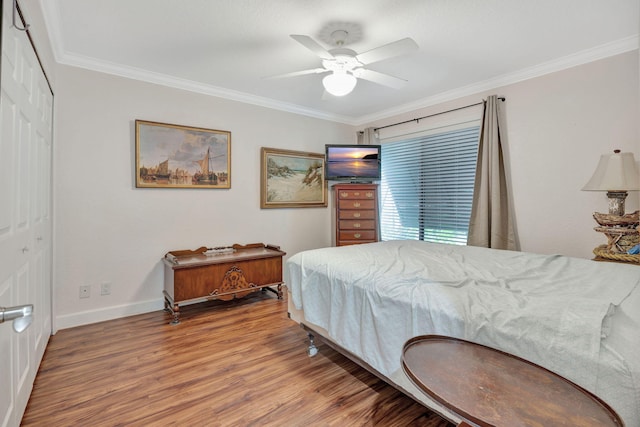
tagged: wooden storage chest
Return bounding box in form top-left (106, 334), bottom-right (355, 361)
top-left (162, 243), bottom-right (285, 324)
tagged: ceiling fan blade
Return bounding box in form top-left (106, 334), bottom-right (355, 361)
top-left (353, 68), bottom-right (407, 89)
top-left (290, 34), bottom-right (334, 60)
top-left (264, 68), bottom-right (328, 79)
top-left (356, 37), bottom-right (418, 65)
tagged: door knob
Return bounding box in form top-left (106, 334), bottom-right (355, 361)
top-left (0, 304), bottom-right (34, 333)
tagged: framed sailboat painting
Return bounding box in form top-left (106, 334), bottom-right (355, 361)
top-left (135, 120), bottom-right (231, 189)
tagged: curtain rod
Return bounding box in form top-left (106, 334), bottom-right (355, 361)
top-left (373, 97), bottom-right (505, 132)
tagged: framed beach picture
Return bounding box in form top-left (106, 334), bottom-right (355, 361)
top-left (135, 120), bottom-right (231, 189)
top-left (260, 147), bottom-right (327, 208)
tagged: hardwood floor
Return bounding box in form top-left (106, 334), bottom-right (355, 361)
top-left (22, 291), bottom-right (454, 426)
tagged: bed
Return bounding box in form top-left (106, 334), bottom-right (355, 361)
top-left (286, 240), bottom-right (640, 426)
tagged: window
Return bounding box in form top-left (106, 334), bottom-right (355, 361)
top-left (380, 125), bottom-right (480, 245)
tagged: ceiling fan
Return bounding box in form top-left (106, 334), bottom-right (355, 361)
top-left (268, 30), bottom-right (418, 97)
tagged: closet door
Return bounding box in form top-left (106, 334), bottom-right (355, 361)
top-left (0, 0), bottom-right (53, 425)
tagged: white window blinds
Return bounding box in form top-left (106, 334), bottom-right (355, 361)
top-left (380, 125), bottom-right (480, 245)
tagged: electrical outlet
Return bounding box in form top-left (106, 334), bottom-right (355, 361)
top-left (100, 282), bottom-right (111, 296)
top-left (79, 285), bottom-right (90, 299)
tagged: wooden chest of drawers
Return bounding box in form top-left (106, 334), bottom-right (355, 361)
top-left (333, 183), bottom-right (379, 246)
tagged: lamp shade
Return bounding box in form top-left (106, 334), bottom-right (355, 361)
top-left (582, 150), bottom-right (640, 191)
top-left (322, 71), bottom-right (357, 96)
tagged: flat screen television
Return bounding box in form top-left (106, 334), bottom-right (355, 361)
top-left (325, 144), bottom-right (381, 181)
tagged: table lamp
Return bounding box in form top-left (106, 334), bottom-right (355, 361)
top-left (582, 150), bottom-right (640, 216)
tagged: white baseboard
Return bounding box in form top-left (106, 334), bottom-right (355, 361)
top-left (55, 298), bottom-right (165, 331)
top-left (54, 285), bottom-right (288, 331)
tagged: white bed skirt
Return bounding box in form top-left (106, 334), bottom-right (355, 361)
top-left (288, 302), bottom-right (464, 425)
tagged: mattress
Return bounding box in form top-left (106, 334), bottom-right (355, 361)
top-left (286, 240), bottom-right (640, 426)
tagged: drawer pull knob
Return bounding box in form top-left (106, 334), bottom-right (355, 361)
top-left (353, 202), bottom-right (361, 208)
top-left (354, 233), bottom-right (361, 239)
top-left (354, 192), bottom-right (360, 196)
top-left (353, 213), bottom-right (361, 218)
top-left (340, 192), bottom-right (348, 198)
top-left (354, 223), bottom-right (361, 228)
top-left (366, 192), bottom-right (373, 198)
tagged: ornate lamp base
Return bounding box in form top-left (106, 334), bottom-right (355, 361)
top-left (606, 190), bottom-right (628, 216)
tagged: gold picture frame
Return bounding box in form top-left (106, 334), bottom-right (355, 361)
top-left (135, 120), bottom-right (231, 189)
top-left (260, 147), bottom-right (327, 208)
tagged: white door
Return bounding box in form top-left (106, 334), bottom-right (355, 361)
top-left (0, 0), bottom-right (54, 425)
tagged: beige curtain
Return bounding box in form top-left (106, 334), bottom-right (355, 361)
top-left (467, 95), bottom-right (518, 250)
top-left (357, 127), bottom-right (378, 145)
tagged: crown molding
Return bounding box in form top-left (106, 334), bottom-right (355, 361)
top-left (58, 52), bottom-right (358, 124)
top-left (354, 35), bottom-right (639, 126)
top-left (38, 0), bottom-right (637, 129)
top-left (57, 35), bottom-right (637, 128)
top-left (38, 1), bottom-right (356, 124)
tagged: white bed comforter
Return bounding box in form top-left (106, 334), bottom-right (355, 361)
top-left (287, 240), bottom-right (640, 426)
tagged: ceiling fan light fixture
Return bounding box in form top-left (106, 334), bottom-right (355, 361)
top-left (322, 71), bottom-right (357, 96)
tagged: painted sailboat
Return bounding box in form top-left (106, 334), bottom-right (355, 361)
top-left (140, 158), bottom-right (170, 182)
top-left (156, 159), bottom-right (170, 180)
top-left (192, 147), bottom-right (219, 185)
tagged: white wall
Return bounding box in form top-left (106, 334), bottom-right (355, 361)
top-left (53, 66), bottom-right (354, 328)
top-left (363, 51), bottom-right (639, 259)
top-left (504, 51), bottom-right (638, 257)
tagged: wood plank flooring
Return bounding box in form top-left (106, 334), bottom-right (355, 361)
top-left (22, 291), bottom-right (454, 426)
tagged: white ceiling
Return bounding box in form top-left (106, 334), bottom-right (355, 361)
top-left (38, 0), bottom-right (639, 125)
